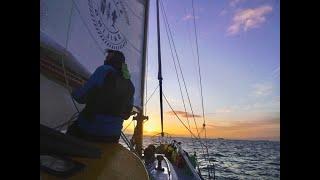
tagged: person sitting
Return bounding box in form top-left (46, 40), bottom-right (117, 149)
top-left (144, 144), bottom-right (156, 165)
top-left (189, 152), bottom-right (197, 168)
top-left (165, 144), bottom-right (174, 161)
top-left (67, 49), bottom-right (134, 143)
top-left (171, 149), bottom-right (178, 164)
top-left (155, 144), bottom-right (166, 154)
top-left (176, 154), bottom-right (185, 168)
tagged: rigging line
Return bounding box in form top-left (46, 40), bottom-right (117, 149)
top-left (191, 0), bottom-right (206, 127)
top-left (163, 92), bottom-right (208, 148)
top-left (160, 0), bottom-right (201, 139)
top-left (59, 2), bottom-right (80, 114)
top-left (182, 1), bottom-right (198, 145)
top-left (120, 132), bottom-right (132, 149)
top-left (161, 3), bottom-right (213, 175)
top-left (192, 0), bottom-right (210, 170)
top-left (61, 2), bottom-right (74, 92)
top-left (123, 118), bottom-right (134, 132)
top-left (160, 4), bottom-right (196, 159)
top-left (144, 85), bottom-right (159, 106)
top-left (163, 91), bottom-right (210, 169)
top-left (191, 2), bottom-right (213, 177)
top-left (190, 2), bottom-right (212, 174)
top-left (184, 6), bottom-right (197, 71)
top-left (160, 1), bottom-right (192, 133)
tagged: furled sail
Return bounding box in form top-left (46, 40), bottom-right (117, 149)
top-left (40, 0), bottom-right (148, 111)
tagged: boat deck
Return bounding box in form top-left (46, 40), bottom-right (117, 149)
top-left (41, 143), bottom-right (149, 180)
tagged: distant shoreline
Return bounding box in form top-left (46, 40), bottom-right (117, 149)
top-left (122, 133), bottom-right (280, 142)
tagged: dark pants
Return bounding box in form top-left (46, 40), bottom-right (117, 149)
top-left (67, 122), bottom-right (120, 143)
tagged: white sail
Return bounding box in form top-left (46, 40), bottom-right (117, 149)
top-left (40, 0), bottom-right (148, 109)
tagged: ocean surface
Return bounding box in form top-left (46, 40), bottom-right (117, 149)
top-left (120, 135), bottom-right (280, 180)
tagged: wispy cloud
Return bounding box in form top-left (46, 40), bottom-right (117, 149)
top-left (182, 14), bottom-right (199, 21)
top-left (215, 107), bottom-right (232, 113)
top-left (227, 5), bottom-right (273, 36)
top-left (219, 9), bottom-right (228, 16)
top-left (166, 110), bottom-right (202, 118)
top-left (207, 118), bottom-right (279, 129)
top-left (252, 82), bottom-right (273, 97)
top-left (229, 0), bottom-right (246, 7)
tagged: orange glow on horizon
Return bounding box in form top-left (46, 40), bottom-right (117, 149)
top-left (122, 111), bottom-right (280, 141)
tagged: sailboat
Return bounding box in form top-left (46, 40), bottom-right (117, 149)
top-left (40, 0), bottom-right (214, 179)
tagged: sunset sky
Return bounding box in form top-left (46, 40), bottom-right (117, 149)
top-left (123, 0), bottom-right (280, 141)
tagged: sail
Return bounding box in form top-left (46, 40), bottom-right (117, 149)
top-left (40, 0), bottom-right (148, 109)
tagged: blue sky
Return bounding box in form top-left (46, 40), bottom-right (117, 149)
top-left (137, 0), bottom-right (280, 140)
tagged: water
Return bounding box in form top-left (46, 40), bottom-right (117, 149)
top-left (120, 136), bottom-right (280, 180)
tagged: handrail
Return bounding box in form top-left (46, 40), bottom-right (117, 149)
top-left (162, 156), bottom-right (171, 180)
top-left (175, 144), bottom-right (202, 180)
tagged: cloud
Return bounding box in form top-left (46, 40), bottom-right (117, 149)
top-left (215, 107), bottom-right (232, 113)
top-left (227, 5), bottom-right (273, 36)
top-left (252, 82), bottom-right (273, 97)
top-left (229, 0), bottom-right (246, 7)
top-left (166, 110), bottom-right (202, 118)
top-left (236, 96), bottom-right (280, 114)
top-left (207, 118), bottom-right (279, 129)
top-left (182, 14), bottom-right (199, 21)
top-left (219, 9), bottom-right (228, 16)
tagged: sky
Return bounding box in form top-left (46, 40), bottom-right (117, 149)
top-left (123, 0), bottom-right (280, 141)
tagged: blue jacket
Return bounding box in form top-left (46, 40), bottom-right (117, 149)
top-left (72, 64), bottom-right (129, 137)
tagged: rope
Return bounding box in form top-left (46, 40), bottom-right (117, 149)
top-left (184, 6), bottom-right (197, 75)
top-left (191, 0), bottom-right (206, 136)
top-left (191, 1), bottom-right (214, 178)
top-left (58, 2), bottom-right (81, 133)
top-left (163, 92), bottom-right (206, 147)
top-left (160, 0), bottom-right (208, 170)
top-left (160, 1), bottom-right (192, 134)
top-left (160, 6), bottom-right (211, 177)
top-left (159, 0), bottom-right (201, 139)
top-left (161, 2), bottom-right (199, 161)
top-left (163, 91), bottom-right (213, 176)
top-left (59, 1), bottom-right (81, 118)
top-left (160, 1), bottom-right (215, 178)
top-left (144, 85), bottom-right (159, 106)
top-left (123, 119), bottom-right (134, 132)
top-left (61, 2), bottom-right (74, 93)
top-left (120, 132), bottom-right (133, 150)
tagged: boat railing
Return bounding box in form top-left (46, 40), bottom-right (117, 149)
top-left (162, 155), bottom-right (172, 180)
top-left (175, 143), bottom-right (202, 180)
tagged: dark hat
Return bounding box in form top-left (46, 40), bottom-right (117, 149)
top-left (106, 49), bottom-right (125, 62)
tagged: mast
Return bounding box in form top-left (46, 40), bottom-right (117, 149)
top-left (156, 0), bottom-right (164, 137)
top-left (134, 0), bottom-right (150, 157)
